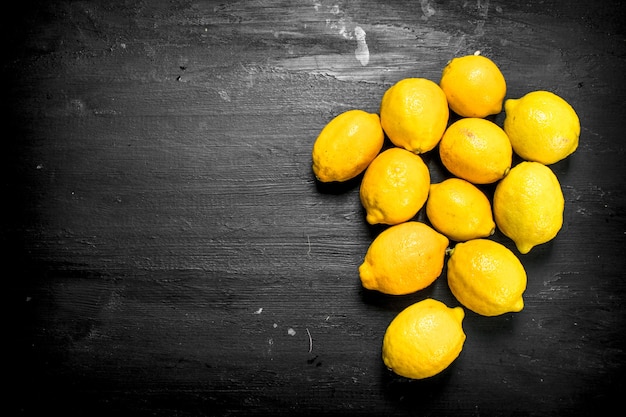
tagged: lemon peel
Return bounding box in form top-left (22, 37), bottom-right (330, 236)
top-left (382, 299), bottom-right (466, 379)
top-left (493, 161), bottom-right (565, 254)
top-left (359, 222), bottom-right (449, 295)
top-left (312, 109), bottom-right (384, 182)
top-left (447, 239), bottom-right (527, 316)
top-left (380, 78), bottom-right (449, 154)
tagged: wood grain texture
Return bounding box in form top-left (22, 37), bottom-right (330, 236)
top-left (5, 0), bottom-right (626, 416)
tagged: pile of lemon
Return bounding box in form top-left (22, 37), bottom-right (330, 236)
top-left (311, 52), bottom-right (580, 380)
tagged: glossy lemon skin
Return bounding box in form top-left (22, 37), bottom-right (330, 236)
top-left (382, 299), bottom-right (466, 379)
top-left (312, 109), bottom-right (384, 182)
top-left (380, 78), bottom-right (449, 154)
top-left (447, 239), bottom-right (527, 316)
top-left (493, 161), bottom-right (565, 254)
top-left (440, 54), bottom-right (506, 118)
top-left (504, 91), bottom-right (580, 165)
top-left (359, 148), bottom-right (430, 225)
top-left (426, 178), bottom-right (495, 242)
top-left (359, 221), bottom-right (449, 295)
top-left (439, 118), bottom-right (512, 184)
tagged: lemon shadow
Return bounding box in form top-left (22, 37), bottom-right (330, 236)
top-left (461, 308), bottom-right (522, 341)
top-left (313, 172), bottom-right (363, 195)
top-left (359, 282), bottom-right (439, 313)
top-left (379, 357), bottom-right (457, 411)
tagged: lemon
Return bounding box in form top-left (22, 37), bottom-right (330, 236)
top-left (493, 161), bottom-right (564, 254)
top-left (379, 78), bottom-right (449, 154)
top-left (382, 298), bottom-right (466, 379)
top-left (311, 109), bottom-right (384, 182)
top-left (359, 148), bottom-right (430, 225)
top-left (359, 221), bottom-right (449, 295)
top-left (504, 91), bottom-right (580, 165)
top-left (439, 53), bottom-right (506, 118)
top-left (426, 178), bottom-right (495, 242)
top-left (447, 239), bottom-right (527, 316)
top-left (438, 118), bottom-right (512, 184)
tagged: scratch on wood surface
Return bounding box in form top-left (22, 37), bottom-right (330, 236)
top-left (306, 327), bottom-right (313, 353)
top-left (307, 234), bottom-right (311, 256)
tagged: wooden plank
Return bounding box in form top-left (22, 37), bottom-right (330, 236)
top-left (6, 0), bottom-right (626, 415)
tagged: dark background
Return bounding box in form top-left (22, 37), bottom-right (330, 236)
top-left (5, 0), bottom-right (626, 415)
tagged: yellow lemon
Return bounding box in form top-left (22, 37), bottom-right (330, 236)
top-left (439, 118), bottom-right (512, 184)
top-left (382, 298), bottom-right (466, 379)
top-left (379, 78), bottom-right (449, 154)
top-left (447, 239), bottom-right (527, 316)
top-left (504, 90), bottom-right (580, 165)
top-left (359, 148), bottom-right (430, 225)
top-left (493, 161), bottom-right (564, 254)
top-left (439, 53), bottom-right (506, 118)
top-left (359, 221), bottom-right (449, 295)
top-left (312, 109), bottom-right (384, 182)
top-left (426, 178), bottom-right (495, 242)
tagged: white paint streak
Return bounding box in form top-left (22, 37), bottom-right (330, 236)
top-left (354, 26), bottom-right (369, 66)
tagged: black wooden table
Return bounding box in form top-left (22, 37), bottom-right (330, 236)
top-left (5, 1), bottom-right (626, 415)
